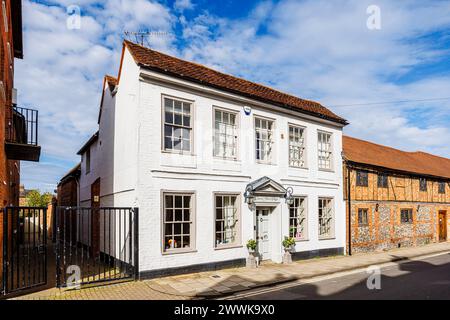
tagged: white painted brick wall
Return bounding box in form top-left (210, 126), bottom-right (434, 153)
top-left (80, 47), bottom-right (346, 273)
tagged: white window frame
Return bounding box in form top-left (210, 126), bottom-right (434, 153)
top-left (213, 107), bottom-right (239, 160)
top-left (161, 191), bottom-right (196, 254)
top-left (317, 130), bottom-right (333, 171)
top-left (289, 196), bottom-right (308, 240)
top-left (318, 197), bottom-right (335, 239)
top-left (255, 116), bottom-right (275, 164)
top-left (214, 193), bottom-right (241, 249)
top-left (288, 124), bottom-right (307, 168)
top-left (162, 95), bottom-right (194, 154)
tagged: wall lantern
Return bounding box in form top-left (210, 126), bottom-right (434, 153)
top-left (284, 187), bottom-right (294, 206)
top-left (244, 185), bottom-right (254, 205)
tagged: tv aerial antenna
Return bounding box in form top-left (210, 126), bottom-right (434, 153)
top-left (124, 31), bottom-right (152, 46)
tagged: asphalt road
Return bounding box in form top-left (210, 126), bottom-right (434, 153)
top-left (234, 252), bottom-right (450, 300)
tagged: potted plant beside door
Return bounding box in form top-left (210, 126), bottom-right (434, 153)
top-left (246, 239), bottom-right (258, 268)
top-left (282, 237), bottom-right (296, 264)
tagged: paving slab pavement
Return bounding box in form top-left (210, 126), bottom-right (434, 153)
top-left (12, 241), bottom-right (450, 300)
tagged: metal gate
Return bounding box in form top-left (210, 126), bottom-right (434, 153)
top-left (55, 207), bottom-right (139, 288)
top-left (2, 207), bottom-right (48, 295)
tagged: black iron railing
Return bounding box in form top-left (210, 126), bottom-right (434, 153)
top-left (2, 207), bottom-right (48, 296)
top-left (6, 106), bottom-right (39, 146)
top-left (55, 207), bottom-right (139, 288)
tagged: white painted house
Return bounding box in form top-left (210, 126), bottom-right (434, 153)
top-left (77, 40), bottom-right (348, 277)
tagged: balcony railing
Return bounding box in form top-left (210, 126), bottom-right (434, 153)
top-left (5, 106), bottom-right (41, 161)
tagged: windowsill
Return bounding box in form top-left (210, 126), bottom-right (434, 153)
top-left (213, 157), bottom-right (241, 162)
top-left (318, 236), bottom-right (336, 241)
top-left (162, 248), bottom-right (197, 255)
top-left (161, 149), bottom-right (196, 156)
top-left (256, 160), bottom-right (277, 166)
top-left (289, 165), bottom-right (308, 170)
top-left (318, 168), bottom-right (335, 173)
top-left (214, 244), bottom-right (243, 251)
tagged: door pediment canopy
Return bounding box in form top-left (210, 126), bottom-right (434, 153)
top-left (245, 176), bottom-right (287, 197)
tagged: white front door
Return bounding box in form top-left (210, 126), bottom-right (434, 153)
top-left (256, 209), bottom-right (271, 260)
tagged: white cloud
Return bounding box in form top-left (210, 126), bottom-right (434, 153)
top-left (178, 0), bottom-right (450, 157)
top-left (174, 0), bottom-right (194, 12)
top-left (17, 0), bottom-right (175, 191)
top-left (17, 0), bottom-right (450, 192)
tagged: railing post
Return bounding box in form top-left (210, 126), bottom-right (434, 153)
top-left (2, 208), bottom-right (7, 295)
top-left (35, 109), bottom-right (39, 146)
top-left (55, 207), bottom-right (61, 288)
top-left (43, 208), bottom-right (47, 285)
top-left (133, 208), bottom-right (139, 281)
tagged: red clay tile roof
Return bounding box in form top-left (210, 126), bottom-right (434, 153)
top-left (123, 40), bottom-right (347, 125)
top-left (105, 75), bottom-right (118, 91)
top-left (343, 136), bottom-right (450, 180)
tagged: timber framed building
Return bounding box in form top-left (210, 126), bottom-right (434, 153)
top-left (343, 136), bottom-right (450, 254)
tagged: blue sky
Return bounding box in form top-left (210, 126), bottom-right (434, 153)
top-left (16, 0), bottom-right (450, 192)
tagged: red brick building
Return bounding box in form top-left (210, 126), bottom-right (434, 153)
top-left (57, 163), bottom-right (81, 207)
top-left (0, 0), bottom-right (41, 281)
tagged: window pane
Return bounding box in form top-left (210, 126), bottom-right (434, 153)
top-left (183, 196), bottom-right (190, 208)
top-left (174, 236), bottom-right (182, 248)
top-left (183, 209), bottom-right (190, 221)
top-left (175, 196), bottom-right (182, 208)
top-left (174, 209), bottom-right (183, 221)
top-left (174, 100), bottom-right (182, 112)
top-left (164, 98), bottom-right (173, 110)
top-left (173, 138), bottom-right (182, 150)
top-left (182, 102), bottom-right (191, 114)
top-left (183, 116), bottom-right (190, 127)
top-left (165, 195), bottom-right (173, 208)
top-left (165, 111), bottom-right (173, 124)
top-left (215, 110), bottom-right (221, 122)
top-left (174, 223), bottom-right (181, 235)
top-left (174, 113), bottom-right (182, 125)
top-left (182, 223), bottom-right (190, 235)
top-left (165, 209), bottom-right (173, 222)
top-left (181, 139), bottom-right (189, 151)
top-left (165, 224), bottom-right (173, 236)
top-left (164, 137), bottom-right (172, 150)
top-left (182, 236), bottom-right (190, 248)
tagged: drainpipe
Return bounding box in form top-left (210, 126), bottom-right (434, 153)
top-left (76, 177), bottom-right (80, 208)
top-left (347, 163), bottom-right (352, 256)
